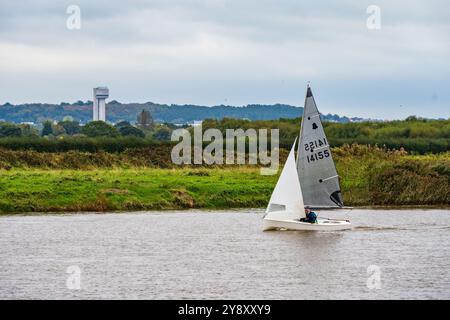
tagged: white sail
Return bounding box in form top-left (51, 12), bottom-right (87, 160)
top-left (296, 86), bottom-right (343, 208)
top-left (265, 140), bottom-right (305, 221)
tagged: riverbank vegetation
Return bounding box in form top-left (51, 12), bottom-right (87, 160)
top-left (0, 117), bottom-right (449, 154)
top-left (202, 117), bottom-right (450, 153)
top-left (0, 145), bottom-right (448, 213)
top-left (0, 116), bottom-right (448, 213)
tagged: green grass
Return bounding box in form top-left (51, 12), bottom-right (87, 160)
top-left (0, 168), bottom-right (278, 213)
top-left (0, 147), bottom-right (448, 214)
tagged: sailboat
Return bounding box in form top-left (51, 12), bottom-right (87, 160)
top-left (262, 85), bottom-right (352, 231)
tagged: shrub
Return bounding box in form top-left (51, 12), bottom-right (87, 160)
top-left (368, 160), bottom-right (450, 205)
top-left (118, 125), bottom-right (145, 138)
top-left (81, 121), bottom-right (120, 137)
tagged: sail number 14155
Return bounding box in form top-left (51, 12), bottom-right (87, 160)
top-left (304, 138), bottom-right (330, 163)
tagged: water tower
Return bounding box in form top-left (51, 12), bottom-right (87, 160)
top-left (93, 87), bottom-right (109, 121)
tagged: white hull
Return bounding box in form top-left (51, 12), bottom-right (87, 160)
top-left (263, 217), bottom-right (352, 231)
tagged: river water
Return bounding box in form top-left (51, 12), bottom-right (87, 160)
top-left (0, 209), bottom-right (449, 299)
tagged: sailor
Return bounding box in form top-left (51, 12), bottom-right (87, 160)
top-left (301, 206), bottom-right (317, 223)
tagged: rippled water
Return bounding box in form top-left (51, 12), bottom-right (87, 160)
top-left (0, 209), bottom-right (449, 299)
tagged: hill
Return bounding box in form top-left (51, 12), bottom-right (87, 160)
top-left (0, 101), bottom-right (363, 124)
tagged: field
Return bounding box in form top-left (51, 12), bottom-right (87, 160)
top-left (0, 168), bottom-right (276, 213)
top-left (0, 145), bottom-right (448, 213)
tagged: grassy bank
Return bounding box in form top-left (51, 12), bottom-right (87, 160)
top-left (334, 146), bottom-right (450, 206)
top-left (0, 168), bottom-right (277, 213)
top-left (0, 147), bottom-right (449, 213)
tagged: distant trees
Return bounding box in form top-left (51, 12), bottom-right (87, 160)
top-left (81, 121), bottom-right (119, 137)
top-left (58, 120), bottom-right (80, 135)
top-left (115, 121), bottom-right (131, 128)
top-left (51, 123), bottom-right (66, 136)
top-left (0, 122), bottom-right (38, 138)
top-left (405, 115), bottom-right (418, 121)
top-left (201, 117), bottom-right (450, 154)
top-left (153, 126), bottom-right (172, 140)
top-left (41, 121), bottom-right (53, 136)
top-left (38, 119), bottom-right (145, 138)
top-left (19, 124), bottom-right (38, 137)
top-left (0, 122), bottom-right (22, 137)
top-left (119, 126), bottom-right (145, 138)
top-left (41, 120), bottom-right (80, 137)
top-left (114, 121), bottom-right (145, 138)
top-left (0, 117), bottom-right (448, 154)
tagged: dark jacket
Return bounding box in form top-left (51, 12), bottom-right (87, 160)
top-left (305, 211), bottom-right (317, 223)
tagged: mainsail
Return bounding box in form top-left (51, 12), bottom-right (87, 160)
top-left (266, 140), bottom-right (305, 221)
top-left (296, 86), bottom-right (344, 208)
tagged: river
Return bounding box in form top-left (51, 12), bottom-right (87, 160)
top-left (0, 209), bottom-right (449, 299)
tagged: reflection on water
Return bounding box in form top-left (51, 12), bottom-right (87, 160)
top-left (0, 209), bottom-right (449, 299)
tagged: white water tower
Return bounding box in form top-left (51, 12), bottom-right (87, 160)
top-left (93, 87), bottom-right (109, 121)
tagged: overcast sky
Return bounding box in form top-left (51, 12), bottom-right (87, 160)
top-left (0, 0), bottom-right (449, 119)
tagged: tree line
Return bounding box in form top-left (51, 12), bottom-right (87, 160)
top-left (0, 116), bottom-right (448, 154)
top-left (0, 109), bottom-right (177, 141)
top-left (201, 117), bottom-right (449, 154)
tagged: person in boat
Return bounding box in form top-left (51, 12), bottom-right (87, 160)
top-left (301, 206), bottom-right (318, 223)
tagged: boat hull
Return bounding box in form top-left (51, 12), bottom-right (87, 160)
top-left (263, 217), bottom-right (352, 231)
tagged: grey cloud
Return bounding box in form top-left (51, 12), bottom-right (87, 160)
top-left (0, 0), bottom-right (449, 119)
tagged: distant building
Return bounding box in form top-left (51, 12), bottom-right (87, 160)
top-left (190, 120), bottom-right (203, 127)
top-left (136, 109), bottom-right (154, 128)
top-left (93, 87), bottom-right (109, 121)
